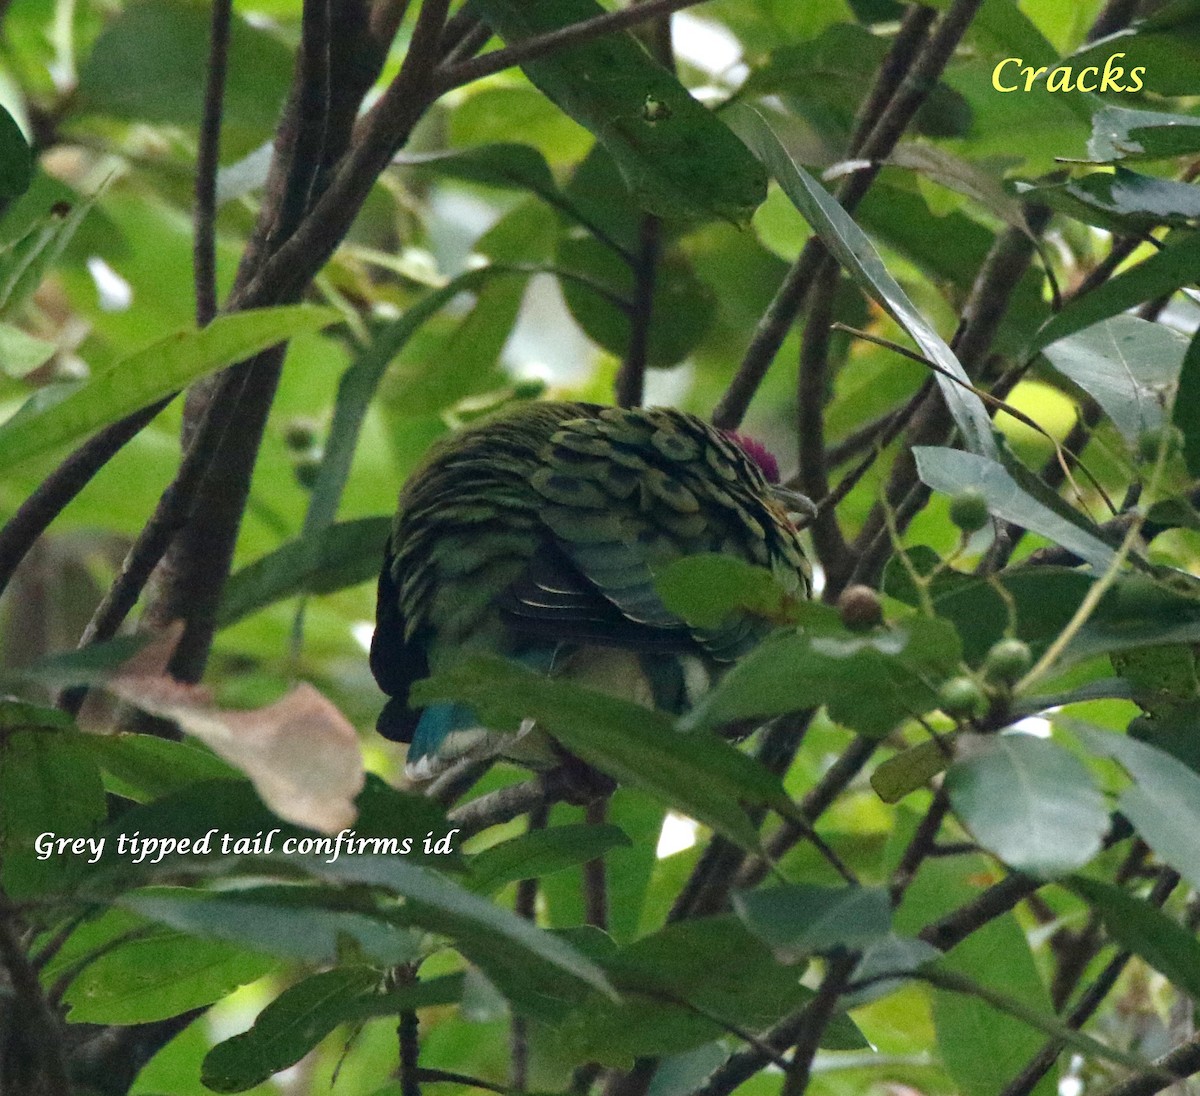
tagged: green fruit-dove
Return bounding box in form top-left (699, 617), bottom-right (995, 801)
top-left (371, 401), bottom-right (810, 777)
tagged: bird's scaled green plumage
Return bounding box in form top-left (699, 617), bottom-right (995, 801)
top-left (370, 401), bottom-right (810, 776)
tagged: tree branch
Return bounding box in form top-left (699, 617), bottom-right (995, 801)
top-left (194, 0), bottom-right (232, 327)
top-left (796, 259), bottom-right (854, 592)
top-left (0, 902), bottom-right (70, 1096)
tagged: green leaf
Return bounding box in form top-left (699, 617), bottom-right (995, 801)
top-left (1173, 329), bottom-right (1200, 477)
top-left (728, 103), bottom-right (996, 459)
top-left (871, 736), bottom-right (957, 804)
top-left (469, 824), bottom-right (632, 894)
top-left (77, 733), bottom-right (239, 802)
top-left (1031, 232), bottom-right (1200, 354)
top-left (470, 0), bottom-right (767, 222)
top-left (0, 321), bottom-right (55, 377)
top-left (1086, 105), bottom-right (1200, 163)
top-left (218, 517), bottom-right (391, 626)
top-left (0, 103), bottom-right (31, 201)
top-left (1041, 315), bottom-right (1188, 445)
top-left (1069, 877), bottom-right (1200, 1000)
top-left (654, 554), bottom-right (797, 630)
top-left (944, 733), bottom-right (1108, 878)
top-left (202, 969), bottom-right (465, 1093)
top-left (62, 928), bottom-right (277, 1024)
top-left (0, 305), bottom-right (337, 474)
top-left (930, 912), bottom-right (1056, 1096)
top-left (735, 885), bottom-right (892, 961)
top-left (76, 0), bottom-right (291, 158)
top-left (201, 967), bottom-right (381, 1093)
top-left (292, 851), bottom-right (615, 1002)
top-left (1025, 169), bottom-right (1200, 232)
top-left (0, 194), bottom-right (96, 320)
top-left (413, 654), bottom-right (786, 850)
top-left (682, 605), bottom-right (962, 738)
top-left (1072, 724), bottom-right (1200, 891)
top-left (913, 446), bottom-right (1117, 571)
top-left (0, 726), bottom-right (106, 897)
top-left (121, 886), bottom-right (422, 966)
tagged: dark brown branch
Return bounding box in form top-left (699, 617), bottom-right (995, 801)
top-left (918, 872), bottom-right (1041, 952)
top-left (146, 1), bottom-right (446, 683)
top-left (583, 797), bottom-right (610, 929)
top-left (1093, 1032), bottom-right (1200, 1096)
top-left (797, 259), bottom-right (854, 593)
top-left (0, 903), bottom-right (71, 1096)
top-left (400, 1008), bottom-right (421, 1096)
top-left (736, 733), bottom-right (877, 891)
top-left (779, 952), bottom-right (859, 1096)
top-left (0, 401), bottom-right (168, 600)
top-left (889, 788), bottom-right (950, 904)
top-left (64, 353), bottom-right (274, 707)
top-left (194, 0), bottom-right (232, 327)
top-left (616, 209), bottom-right (661, 408)
top-left (431, 0), bottom-right (709, 93)
top-left (511, 802), bottom-right (548, 1094)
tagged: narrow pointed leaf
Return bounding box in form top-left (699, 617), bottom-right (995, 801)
top-left (0, 305), bottom-right (337, 473)
top-left (729, 104), bottom-right (995, 458)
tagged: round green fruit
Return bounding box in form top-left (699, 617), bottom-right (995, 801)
top-left (939, 676), bottom-right (987, 720)
top-left (949, 488), bottom-right (990, 534)
top-left (983, 638), bottom-right (1032, 685)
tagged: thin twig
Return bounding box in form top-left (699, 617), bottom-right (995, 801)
top-left (889, 788), bottom-right (950, 905)
top-left (686, 951), bottom-right (858, 1096)
top-left (780, 952), bottom-right (860, 1096)
top-left (431, 0), bottom-right (710, 93)
top-left (194, 0), bottom-right (232, 327)
top-left (1094, 1032), bottom-right (1200, 1096)
top-left (849, 214), bottom-right (1049, 588)
top-left (735, 733), bottom-right (877, 891)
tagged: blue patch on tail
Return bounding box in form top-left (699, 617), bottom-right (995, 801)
top-left (409, 702), bottom-right (478, 768)
top-left (409, 647), bottom-right (563, 768)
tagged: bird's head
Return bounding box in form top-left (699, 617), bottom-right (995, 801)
top-left (724, 430), bottom-right (818, 525)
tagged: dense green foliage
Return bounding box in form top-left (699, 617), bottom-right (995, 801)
top-left (1, 1), bottom-right (1200, 1095)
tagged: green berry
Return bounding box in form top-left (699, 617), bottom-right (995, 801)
top-left (283, 417), bottom-right (321, 452)
top-left (983, 638), bottom-right (1032, 685)
top-left (294, 453), bottom-right (323, 490)
top-left (949, 488), bottom-right (990, 534)
top-left (939, 676), bottom-right (987, 720)
top-left (837, 584), bottom-right (883, 631)
top-left (1136, 423), bottom-right (1184, 464)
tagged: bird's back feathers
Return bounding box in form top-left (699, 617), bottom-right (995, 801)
top-left (370, 401), bottom-right (810, 771)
